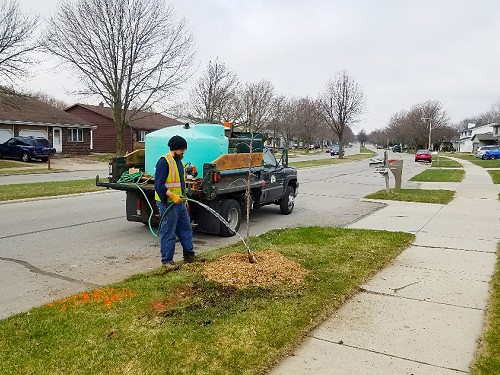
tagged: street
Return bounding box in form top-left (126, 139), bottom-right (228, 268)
top-left (0, 150), bottom-right (428, 318)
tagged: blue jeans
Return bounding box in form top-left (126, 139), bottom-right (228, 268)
top-left (156, 201), bottom-right (194, 264)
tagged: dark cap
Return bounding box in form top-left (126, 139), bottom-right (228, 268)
top-left (168, 135), bottom-right (187, 151)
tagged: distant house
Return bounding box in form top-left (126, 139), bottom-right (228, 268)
top-left (0, 92), bottom-right (94, 155)
top-left (66, 103), bottom-right (182, 153)
top-left (457, 123), bottom-right (497, 153)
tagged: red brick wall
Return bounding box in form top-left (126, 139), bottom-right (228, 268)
top-left (62, 128), bottom-right (92, 155)
top-left (66, 106), bottom-right (134, 153)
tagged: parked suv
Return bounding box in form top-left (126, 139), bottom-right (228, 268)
top-left (392, 144), bottom-right (402, 152)
top-left (0, 136), bottom-right (56, 162)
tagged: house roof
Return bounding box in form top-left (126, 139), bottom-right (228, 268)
top-left (67, 103), bottom-right (182, 130)
top-left (471, 133), bottom-right (495, 141)
top-left (0, 92), bottom-right (93, 127)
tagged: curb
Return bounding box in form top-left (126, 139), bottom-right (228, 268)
top-left (0, 189), bottom-right (118, 205)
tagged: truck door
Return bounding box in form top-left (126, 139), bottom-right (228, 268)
top-left (260, 148), bottom-right (286, 203)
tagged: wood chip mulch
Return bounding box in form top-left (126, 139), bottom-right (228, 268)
top-left (202, 250), bottom-right (309, 289)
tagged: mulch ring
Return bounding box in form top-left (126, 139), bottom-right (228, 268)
top-left (202, 250), bottom-right (309, 289)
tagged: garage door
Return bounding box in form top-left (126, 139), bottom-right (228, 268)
top-left (0, 129), bottom-right (13, 144)
top-left (19, 129), bottom-right (47, 139)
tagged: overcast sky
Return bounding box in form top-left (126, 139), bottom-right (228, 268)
top-left (17, 0), bottom-right (500, 133)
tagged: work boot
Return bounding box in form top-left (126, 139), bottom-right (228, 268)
top-left (183, 253), bottom-right (206, 263)
top-left (161, 261), bottom-right (180, 273)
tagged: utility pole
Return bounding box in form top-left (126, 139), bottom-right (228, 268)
top-left (422, 117), bottom-right (432, 150)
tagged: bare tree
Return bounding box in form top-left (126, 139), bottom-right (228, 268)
top-left (31, 91), bottom-right (68, 110)
top-left (385, 100), bottom-right (450, 150)
top-left (238, 79), bottom-right (274, 132)
top-left (318, 71), bottom-right (365, 158)
top-left (190, 58), bottom-right (240, 123)
top-left (0, 0), bottom-right (39, 82)
top-left (357, 129), bottom-right (368, 146)
top-left (44, 0), bottom-right (194, 155)
top-left (294, 97), bottom-right (322, 151)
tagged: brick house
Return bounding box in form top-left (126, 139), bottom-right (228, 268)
top-left (66, 103), bottom-right (182, 153)
top-left (0, 92), bottom-right (94, 155)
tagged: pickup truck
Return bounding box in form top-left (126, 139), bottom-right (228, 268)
top-left (96, 141), bottom-right (299, 237)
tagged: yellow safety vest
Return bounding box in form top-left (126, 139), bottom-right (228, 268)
top-left (155, 153), bottom-right (185, 202)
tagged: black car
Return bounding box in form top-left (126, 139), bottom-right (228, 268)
top-left (0, 136), bottom-right (56, 162)
top-left (392, 144), bottom-right (402, 152)
top-left (330, 145), bottom-right (344, 156)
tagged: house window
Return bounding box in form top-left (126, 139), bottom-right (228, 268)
top-left (138, 130), bottom-right (148, 142)
top-left (69, 128), bottom-right (83, 142)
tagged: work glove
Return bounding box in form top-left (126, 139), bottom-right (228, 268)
top-left (170, 193), bottom-right (183, 204)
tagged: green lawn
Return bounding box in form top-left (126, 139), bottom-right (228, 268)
top-left (452, 153), bottom-right (500, 168)
top-left (410, 169), bottom-right (465, 182)
top-left (452, 153), bottom-right (477, 161)
top-left (365, 188), bottom-right (455, 204)
top-left (0, 227), bottom-right (414, 375)
top-left (0, 160), bottom-right (33, 169)
top-left (0, 179), bottom-right (102, 201)
top-left (469, 159), bottom-right (500, 168)
top-left (471, 244), bottom-right (500, 375)
top-left (488, 170), bottom-right (500, 184)
top-left (290, 152), bottom-right (374, 169)
top-left (431, 156), bottom-right (462, 168)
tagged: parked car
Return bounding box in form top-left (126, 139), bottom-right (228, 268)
top-left (415, 149), bottom-right (432, 162)
top-left (482, 149), bottom-right (500, 160)
top-left (330, 145), bottom-right (344, 156)
top-left (475, 145), bottom-right (499, 159)
top-left (0, 136), bottom-right (56, 162)
top-left (392, 144), bottom-right (402, 152)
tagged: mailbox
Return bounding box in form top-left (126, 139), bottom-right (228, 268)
top-left (388, 159), bottom-right (403, 191)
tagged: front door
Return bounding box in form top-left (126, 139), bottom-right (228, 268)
top-left (53, 128), bottom-right (62, 153)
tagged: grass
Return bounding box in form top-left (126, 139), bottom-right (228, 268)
top-left (289, 152), bottom-right (375, 169)
top-left (0, 227), bottom-right (414, 375)
top-left (365, 188), bottom-right (455, 204)
top-left (82, 153), bottom-right (115, 163)
top-left (431, 156), bottom-right (463, 168)
top-left (360, 146), bottom-right (376, 155)
top-left (0, 160), bottom-right (33, 169)
top-left (488, 170), bottom-right (500, 184)
top-left (409, 169), bottom-right (465, 182)
top-left (0, 179), bottom-right (102, 201)
top-left (469, 159), bottom-right (500, 168)
top-left (452, 153), bottom-right (477, 161)
top-left (452, 153), bottom-right (500, 168)
top-left (471, 244), bottom-right (500, 375)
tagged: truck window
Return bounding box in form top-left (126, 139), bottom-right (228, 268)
top-left (263, 148), bottom-right (277, 167)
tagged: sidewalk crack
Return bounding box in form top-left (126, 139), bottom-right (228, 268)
top-left (360, 288), bottom-right (484, 311)
top-left (310, 336), bottom-right (468, 373)
top-left (0, 257), bottom-right (101, 288)
top-left (393, 281), bottom-right (419, 293)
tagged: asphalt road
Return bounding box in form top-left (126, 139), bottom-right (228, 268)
top-left (0, 149), bottom-right (428, 318)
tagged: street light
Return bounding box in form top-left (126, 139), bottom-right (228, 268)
top-left (422, 117), bottom-right (432, 150)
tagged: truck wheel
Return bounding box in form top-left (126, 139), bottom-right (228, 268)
top-left (219, 199), bottom-right (241, 237)
top-left (280, 186), bottom-right (295, 215)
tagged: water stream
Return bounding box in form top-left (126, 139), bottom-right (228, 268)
top-left (184, 197), bottom-right (252, 255)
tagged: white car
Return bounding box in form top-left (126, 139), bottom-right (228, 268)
top-left (475, 145), bottom-right (499, 158)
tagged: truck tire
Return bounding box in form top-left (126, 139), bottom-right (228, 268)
top-left (219, 199), bottom-right (241, 237)
top-left (280, 186), bottom-right (295, 215)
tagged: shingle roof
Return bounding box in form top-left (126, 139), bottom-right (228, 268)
top-left (0, 92), bottom-right (93, 126)
top-left (67, 103), bottom-right (182, 130)
top-left (471, 133), bottom-right (495, 141)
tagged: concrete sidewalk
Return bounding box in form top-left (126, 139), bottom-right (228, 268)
top-left (272, 159), bottom-right (500, 374)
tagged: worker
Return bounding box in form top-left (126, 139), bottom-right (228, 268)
top-left (154, 135), bottom-right (202, 272)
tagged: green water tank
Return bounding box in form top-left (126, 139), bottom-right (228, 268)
top-left (145, 123), bottom-right (228, 177)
